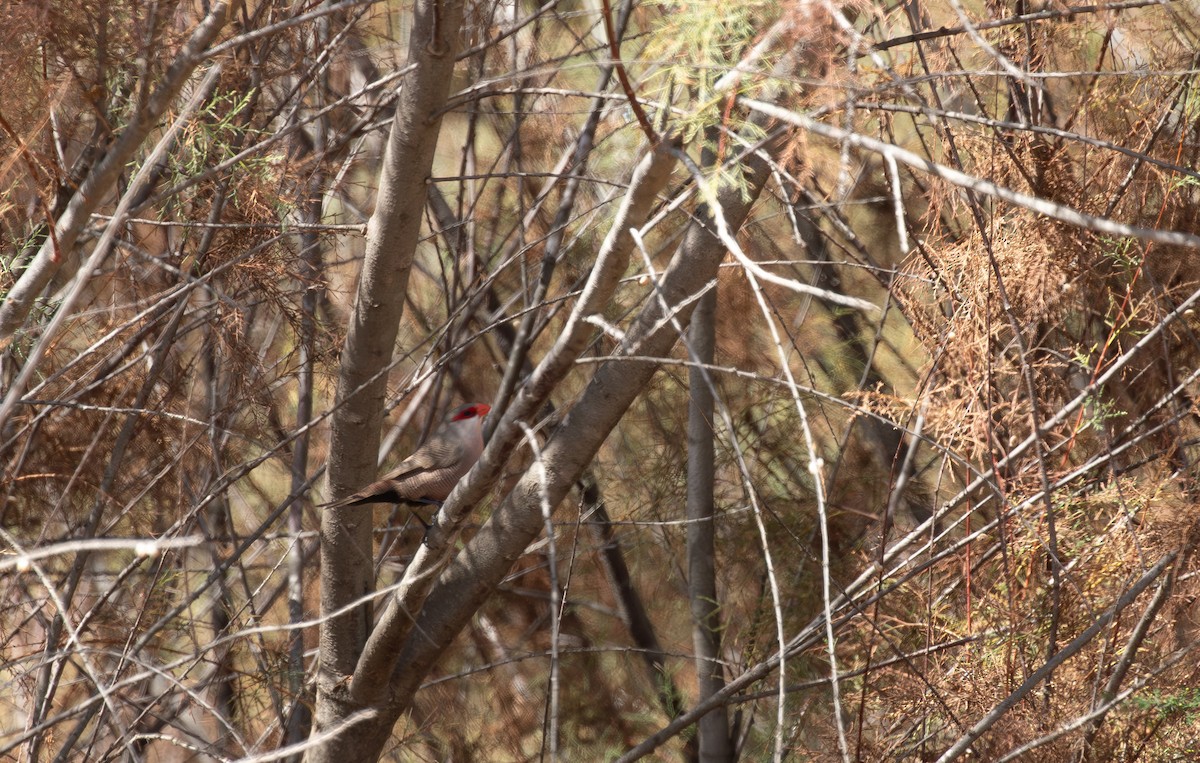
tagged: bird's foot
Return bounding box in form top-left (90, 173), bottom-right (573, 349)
top-left (414, 502), bottom-right (443, 544)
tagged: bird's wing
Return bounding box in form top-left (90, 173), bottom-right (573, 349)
top-left (392, 432), bottom-right (467, 474)
top-left (320, 434), bottom-right (468, 508)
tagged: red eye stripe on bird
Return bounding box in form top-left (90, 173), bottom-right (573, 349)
top-left (321, 403), bottom-right (491, 511)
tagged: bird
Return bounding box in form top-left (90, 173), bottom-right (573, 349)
top-left (322, 402), bottom-right (491, 514)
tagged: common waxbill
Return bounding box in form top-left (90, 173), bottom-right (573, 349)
top-left (323, 402), bottom-right (491, 510)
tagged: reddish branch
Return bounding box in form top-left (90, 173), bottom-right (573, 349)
top-left (600, 0), bottom-right (659, 145)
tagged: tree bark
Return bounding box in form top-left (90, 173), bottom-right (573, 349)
top-left (584, 475), bottom-right (689, 730)
top-left (362, 144), bottom-right (778, 755)
top-left (687, 287), bottom-right (734, 761)
top-left (309, 1), bottom-right (465, 760)
top-left (344, 143), bottom-right (680, 712)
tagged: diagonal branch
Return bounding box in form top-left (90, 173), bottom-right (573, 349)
top-left (348, 140), bottom-right (679, 705)
top-left (380, 138), bottom-right (775, 721)
top-left (740, 98), bottom-right (1200, 251)
top-left (0, 2), bottom-right (233, 348)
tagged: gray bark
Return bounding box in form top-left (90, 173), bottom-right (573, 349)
top-left (346, 143), bottom-right (680, 707)
top-left (351, 144), bottom-right (777, 758)
top-left (687, 287), bottom-right (734, 761)
top-left (309, 1), bottom-right (465, 760)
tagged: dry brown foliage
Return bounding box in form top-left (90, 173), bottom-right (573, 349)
top-left (4, 0), bottom-right (1200, 760)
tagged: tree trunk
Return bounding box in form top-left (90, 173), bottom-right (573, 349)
top-left (309, 2), bottom-right (465, 760)
top-left (687, 287), bottom-right (734, 761)
top-left (376, 143), bottom-right (778, 740)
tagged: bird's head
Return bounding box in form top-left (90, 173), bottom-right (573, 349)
top-left (450, 403), bottom-right (491, 422)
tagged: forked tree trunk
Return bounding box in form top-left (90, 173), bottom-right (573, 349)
top-left (308, 1), bottom-right (465, 760)
top-left (347, 146), bottom-right (779, 757)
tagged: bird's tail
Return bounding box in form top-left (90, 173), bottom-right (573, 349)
top-left (318, 494), bottom-right (370, 510)
top-left (318, 493), bottom-right (442, 510)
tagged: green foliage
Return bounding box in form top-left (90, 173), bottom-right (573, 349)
top-left (643, 1), bottom-right (778, 146)
top-left (168, 86), bottom-right (272, 201)
top-left (1132, 688), bottom-right (1200, 724)
top-left (1098, 236), bottom-right (1139, 271)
